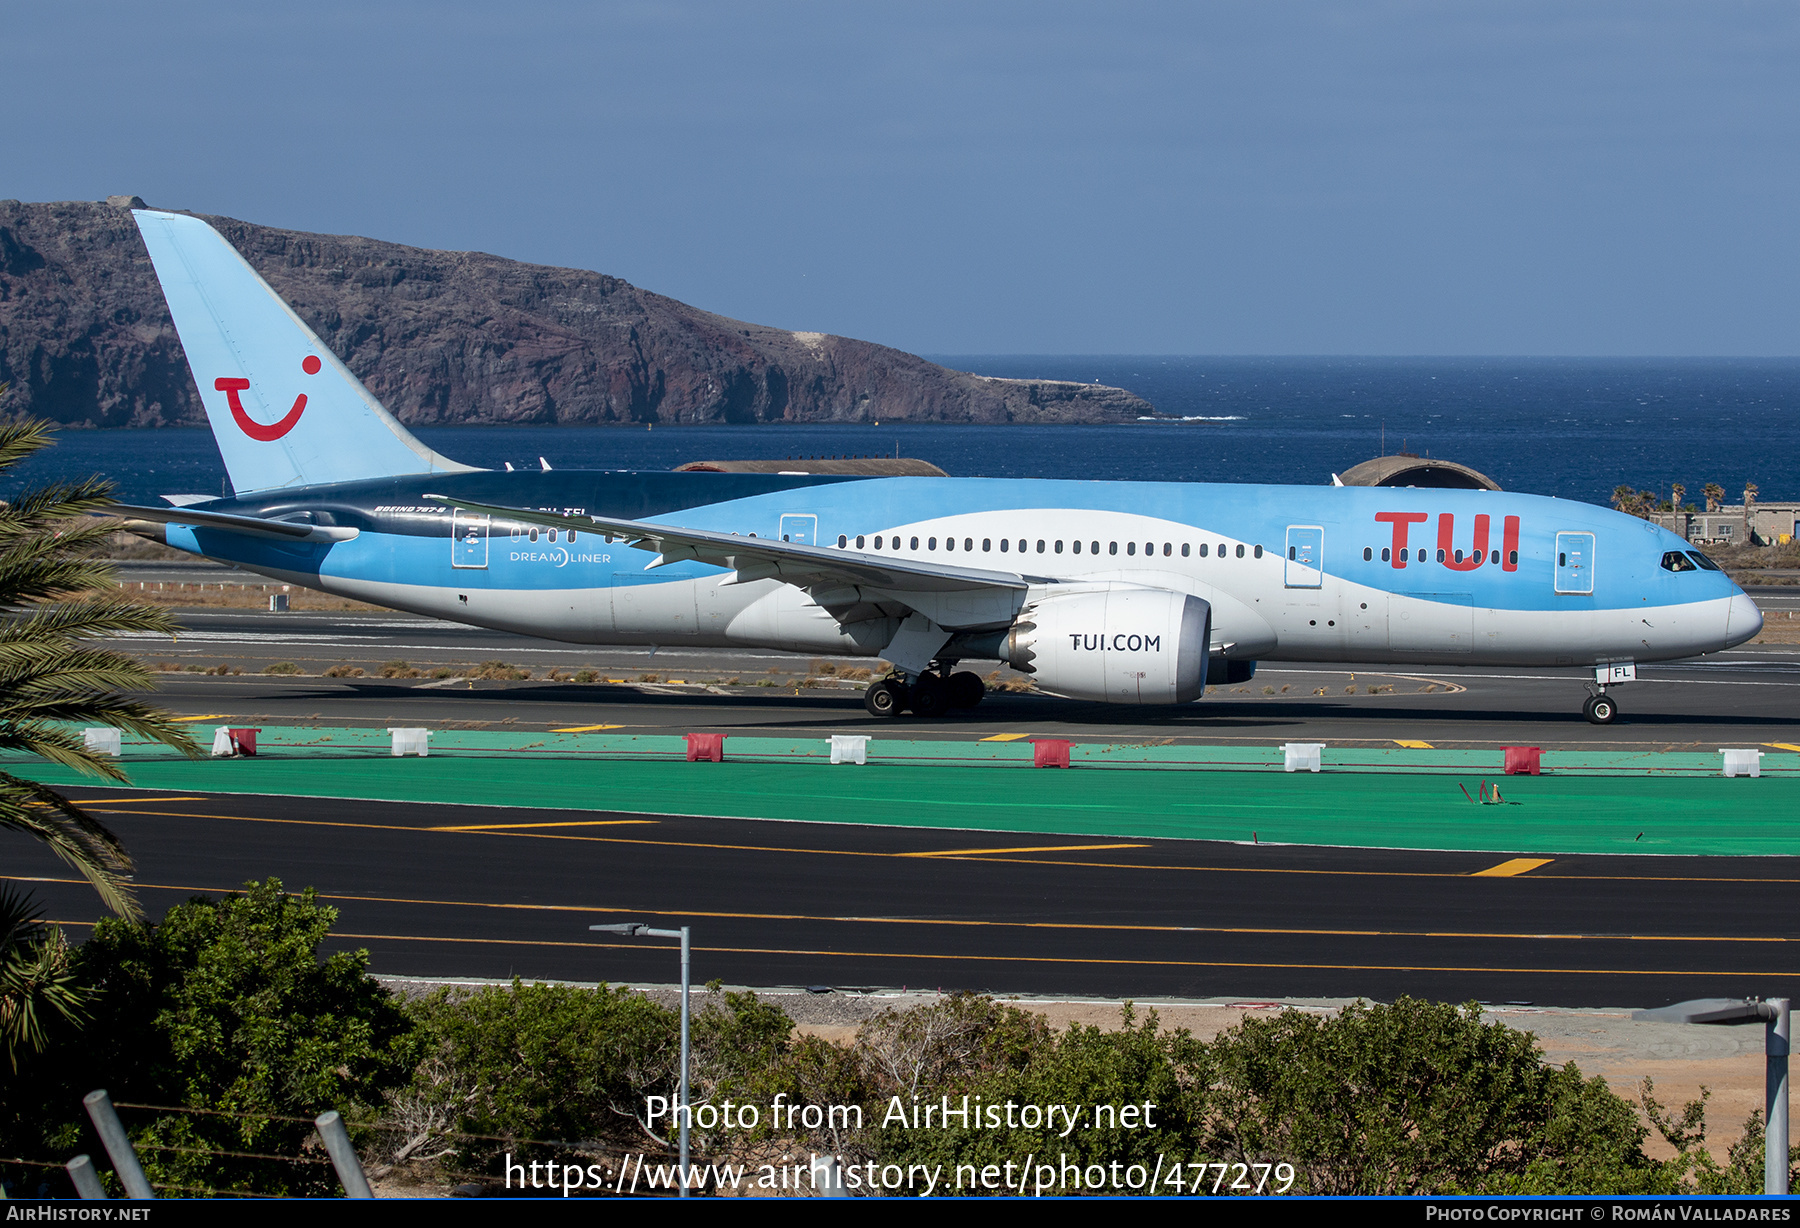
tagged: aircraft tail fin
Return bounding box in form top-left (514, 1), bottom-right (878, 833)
top-left (133, 210), bottom-right (478, 495)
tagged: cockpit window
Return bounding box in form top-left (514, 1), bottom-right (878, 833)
top-left (1686, 551), bottom-right (1723, 572)
top-left (1660, 550), bottom-right (1698, 573)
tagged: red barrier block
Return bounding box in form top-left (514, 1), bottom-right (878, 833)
top-left (1032, 739), bottom-right (1072, 769)
top-left (684, 733), bottom-right (727, 762)
top-left (228, 728), bottom-right (262, 757)
top-left (1503, 746), bottom-right (1542, 776)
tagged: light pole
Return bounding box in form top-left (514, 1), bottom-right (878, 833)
top-left (1633, 997), bottom-right (1790, 1194)
top-left (591, 922), bottom-right (692, 1197)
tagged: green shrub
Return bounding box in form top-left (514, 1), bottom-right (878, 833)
top-left (3, 879), bottom-right (412, 1197)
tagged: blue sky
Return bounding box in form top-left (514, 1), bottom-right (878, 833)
top-left (7, 2), bottom-right (1797, 355)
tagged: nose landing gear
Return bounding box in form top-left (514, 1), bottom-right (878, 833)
top-left (1583, 661), bottom-right (1635, 725)
top-left (1583, 693), bottom-right (1618, 725)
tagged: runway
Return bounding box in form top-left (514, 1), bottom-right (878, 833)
top-left (2, 587), bottom-right (1790, 1009)
top-left (7, 786), bottom-right (1797, 1008)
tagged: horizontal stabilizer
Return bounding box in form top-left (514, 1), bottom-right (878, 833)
top-left (105, 502), bottom-right (359, 543)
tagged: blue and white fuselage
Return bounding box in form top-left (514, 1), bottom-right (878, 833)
top-left (120, 210), bottom-right (1761, 721)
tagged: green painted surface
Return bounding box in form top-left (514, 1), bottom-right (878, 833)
top-left (12, 734), bottom-right (1798, 857)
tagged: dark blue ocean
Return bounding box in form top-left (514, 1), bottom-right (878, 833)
top-left (6, 357), bottom-right (1797, 507)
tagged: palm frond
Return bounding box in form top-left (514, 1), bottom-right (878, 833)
top-left (0, 887), bottom-right (93, 1071)
top-left (0, 418), bottom-right (202, 917)
top-left (0, 774), bottom-right (140, 919)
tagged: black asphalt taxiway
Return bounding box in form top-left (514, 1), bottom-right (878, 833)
top-left (8, 786), bottom-right (1797, 1009)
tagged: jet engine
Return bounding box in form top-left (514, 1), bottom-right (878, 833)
top-left (955, 586), bottom-right (1211, 704)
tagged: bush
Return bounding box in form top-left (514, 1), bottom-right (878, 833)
top-left (1, 879), bottom-right (413, 1197)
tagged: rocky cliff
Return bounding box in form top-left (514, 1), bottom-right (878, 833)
top-left (0, 199), bottom-right (1154, 430)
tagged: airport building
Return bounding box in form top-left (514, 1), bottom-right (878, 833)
top-left (1655, 502), bottom-right (1800, 546)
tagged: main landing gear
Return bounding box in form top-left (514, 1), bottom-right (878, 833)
top-left (863, 667), bottom-right (986, 718)
top-left (1582, 662), bottom-right (1635, 725)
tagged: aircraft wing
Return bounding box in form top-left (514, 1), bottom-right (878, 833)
top-left (103, 502), bottom-right (360, 543)
top-left (424, 495), bottom-right (1047, 596)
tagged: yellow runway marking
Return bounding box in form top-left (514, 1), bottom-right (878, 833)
top-left (551, 724), bottom-right (626, 733)
top-left (979, 733), bottom-right (1031, 742)
top-left (308, 931), bottom-right (1793, 977)
top-left (68, 797), bottom-right (209, 805)
top-left (1472, 858), bottom-right (1555, 878)
top-left (169, 714), bottom-right (229, 722)
top-left (902, 843), bottom-right (1149, 858)
top-left (1765, 743), bottom-right (1800, 754)
top-left (427, 819), bottom-right (659, 832)
top-left (12, 875), bottom-right (1785, 946)
top-left (63, 806), bottom-right (1800, 886)
top-left (1394, 739), bottom-right (1434, 749)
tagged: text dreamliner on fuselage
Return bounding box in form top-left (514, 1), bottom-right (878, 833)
top-left (114, 210), bottom-right (1761, 723)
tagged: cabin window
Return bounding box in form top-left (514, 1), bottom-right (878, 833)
top-left (983, 538), bottom-right (991, 551)
top-left (1218, 542), bottom-right (1228, 556)
top-left (1508, 549), bottom-right (1519, 565)
top-left (1054, 540), bottom-right (1063, 553)
top-left (1036, 539), bottom-right (1045, 553)
top-left (1127, 542), bottom-right (1136, 556)
top-left (1110, 541), bottom-right (1119, 555)
top-left (1381, 547), bottom-right (1389, 561)
top-left (1454, 549), bottom-right (1463, 563)
top-left (1490, 549), bottom-right (1498, 564)
top-left (1091, 541), bottom-right (1100, 553)
top-left (946, 537), bottom-right (956, 552)
top-left (528, 528), bottom-right (539, 542)
top-left (929, 537), bottom-right (938, 550)
top-left (548, 529), bottom-right (559, 543)
top-left (910, 536), bottom-right (919, 549)
top-left (1000, 539), bottom-right (1009, 552)
top-left (1198, 543), bottom-right (1208, 558)
top-left (1235, 544), bottom-right (1245, 558)
top-left (568, 530), bottom-right (577, 542)
top-left (965, 538), bottom-right (974, 551)
top-left (1558, 552), bottom-right (1566, 566)
top-left (1253, 544), bottom-right (1263, 558)
top-left (1018, 539), bottom-right (1027, 552)
top-left (1437, 549), bottom-right (1446, 562)
top-left (854, 535), bottom-right (863, 548)
top-left (1163, 543), bottom-right (1171, 556)
top-left (1289, 546), bottom-right (1297, 560)
top-left (1181, 543), bottom-right (1190, 557)
top-left (1363, 547), bottom-right (1373, 561)
top-left (1072, 540), bottom-right (1081, 553)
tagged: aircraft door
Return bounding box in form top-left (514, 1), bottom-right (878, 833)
top-left (1554, 532), bottom-right (1595, 594)
top-left (1285, 525), bottom-right (1323, 588)
top-left (451, 510), bottom-right (489, 569)
top-left (779, 514), bottom-right (818, 546)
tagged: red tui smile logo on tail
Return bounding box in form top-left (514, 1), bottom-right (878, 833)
top-left (215, 355), bottom-right (321, 441)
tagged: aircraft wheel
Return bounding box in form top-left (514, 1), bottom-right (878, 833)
top-left (909, 674), bottom-right (950, 718)
top-left (1583, 694), bottom-right (1618, 725)
top-left (864, 679), bottom-right (907, 718)
top-left (946, 671), bottom-right (986, 710)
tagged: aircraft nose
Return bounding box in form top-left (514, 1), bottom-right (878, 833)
top-left (1724, 590), bottom-right (1763, 648)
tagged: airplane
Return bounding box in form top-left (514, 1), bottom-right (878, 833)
top-left (107, 210), bottom-right (1763, 724)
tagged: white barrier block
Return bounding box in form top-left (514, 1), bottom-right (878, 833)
top-left (388, 727), bottom-right (431, 757)
top-left (1282, 742), bottom-right (1325, 773)
top-left (83, 727), bottom-right (121, 756)
top-left (829, 735), bottom-right (870, 765)
top-left (210, 728), bottom-right (234, 757)
top-left (1721, 748), bottom-right (1763, 778)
